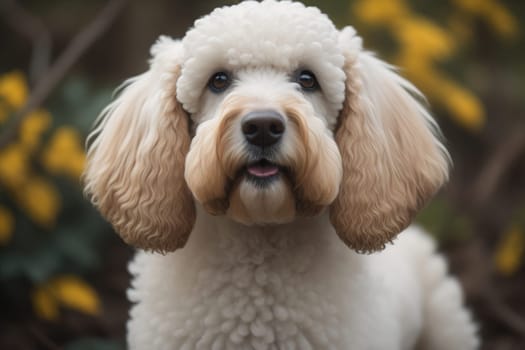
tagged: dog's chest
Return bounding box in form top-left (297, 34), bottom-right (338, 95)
top-left (170, 241), bottom-right (350, 349)
top-left (127, 224), bottom-right (404, 349)
top-left (127, 230), bottom-right (376, 349)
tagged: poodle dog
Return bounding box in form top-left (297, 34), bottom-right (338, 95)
top-left (84, 1), bottom-right (479, 349)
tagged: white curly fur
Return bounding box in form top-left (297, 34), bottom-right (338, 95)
top-left (84, 1), bottom-right (479, 349)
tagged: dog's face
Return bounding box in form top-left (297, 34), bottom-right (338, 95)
top-left (184, 67), bottom-right (343, 226)
top-left (84, 0), bottom-right (449, 253)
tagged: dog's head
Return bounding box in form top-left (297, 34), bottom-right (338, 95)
top-left (84, 0), bottom-right (449, 253)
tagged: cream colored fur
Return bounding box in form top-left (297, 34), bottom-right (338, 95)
top-left (84, 1), bottom-right (478, 349)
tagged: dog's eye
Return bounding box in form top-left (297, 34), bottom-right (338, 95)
top-left (208, 72), bottom-right (231, 93)
top-left (296, 70), bottom-right (320, 91)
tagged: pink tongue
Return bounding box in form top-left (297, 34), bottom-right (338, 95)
top-left (247, 164), bottom-right (279, 177)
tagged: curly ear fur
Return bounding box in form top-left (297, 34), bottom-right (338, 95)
top-left (330, 28), bottom-right (450, 253)
top-left (84, 37), bottom-right (195, 253)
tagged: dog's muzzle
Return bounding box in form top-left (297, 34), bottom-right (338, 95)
top-left (240, 110), bottom-right (286, 183)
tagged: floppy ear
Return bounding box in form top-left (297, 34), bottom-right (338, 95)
top-left (83, 37), bottom-right (195, 253)
top-left (330, 27), bottom-right (450, 253)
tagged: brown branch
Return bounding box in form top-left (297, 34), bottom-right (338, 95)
top-left (0, 0), bottom-right (52, 84)
top-left (464, 239), bottom-right (525, 339)
top-left (469, 129), bottom-right (525, 208)
top-left (28, 325), bottom-right (61, 350)
top-left (0, 0), bottom-right (128, 149)
top-left (482, 287), bottom-right (525, 338)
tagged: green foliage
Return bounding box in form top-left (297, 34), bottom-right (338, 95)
top-left (48, 77), bottom-right (113, 132)
top-left (0, 73), bottom-right (114, 318)
top-left (0, 190), bottom-right (109, 283)
top-left (416, 196), bottom-right (473, 244)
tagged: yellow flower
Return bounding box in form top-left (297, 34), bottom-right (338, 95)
top-left (67, 152), bottom-right (87, 181)
top-left (0, 101), bottom-right (9, 123)
top-left (452, 0), bottom-right (518, 39)
top-left (32, 285), bottom-right (60, 321)
top-left (354, 0), bottom-right (486, 131)
top-left (0, 143), bottom-right (30, 189)
top-left (401, 69), bottom-right (484, 132)
top-left (32, 275), bottom-right (101, 320)
top-left (20, 109), bottom-right (52, 152)
top-left (442, 83), bottom-right (485, 131)
top-left (486, 5), bottom-right (519, 39)
top-left (353, 0), bottom-right (408, 25)
top-left (0, 71), bottom-right (28, 108)
top-left (452, 0), bottom-right (484, 13)
top-left (394, 18), bottom-right (455, 60)
top-left (52, 275), bottom-right (101, 316)
top-left (18, 176), bottom-right (60, 228)
top-left (42, 127), bottom-right (86, 180)
top-left (0, 205), bottom-right (14, 245)
top-left (494, 226), bottom-right (525, 276)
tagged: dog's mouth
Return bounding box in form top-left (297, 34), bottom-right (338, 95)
top-left (247, 158), bottom-right (279, 177)
top-left (244, 158), bottom-right (283, 185)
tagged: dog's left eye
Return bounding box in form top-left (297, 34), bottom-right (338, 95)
top-left (296, 70), bottom-right (320, 91)
top-left (208, 72), bottom-right (231, 93)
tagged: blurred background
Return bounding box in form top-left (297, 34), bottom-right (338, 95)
top-left (0, 0), bottom-right (524, 349)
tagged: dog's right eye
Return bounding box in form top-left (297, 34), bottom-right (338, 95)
top-left (208, 72), bottom-right (231, 93)
top-left (296, 70), bottom-right (320, 91)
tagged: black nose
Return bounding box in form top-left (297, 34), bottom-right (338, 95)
top-left (241, 111), bottom-right (285, 147)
